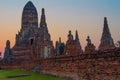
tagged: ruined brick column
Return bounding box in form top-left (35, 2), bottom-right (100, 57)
top-left (3, 40), bottom-right (13, 63)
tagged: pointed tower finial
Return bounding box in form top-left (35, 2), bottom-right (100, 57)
top-left (42, 8), bottom-right (45, 15)
top-left (99, 17), bottom-right (115, 51)
top-left (75, 30), bottom-right (79, 41)
top-left (103, 17), bottom-right (109, 33)
top-left (40, 8), bottom-right (46, 26)
top-left (75, 30), bottom-right (82, 48)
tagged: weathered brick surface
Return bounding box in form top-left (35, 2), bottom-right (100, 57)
top-left (1, 49), bottom-right (120, 80)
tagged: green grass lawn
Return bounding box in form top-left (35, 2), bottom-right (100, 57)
top-left (0, 70), bottom-right (69, 80)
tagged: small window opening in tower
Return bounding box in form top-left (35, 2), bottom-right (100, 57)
top-left (30, 39), bottom-right (34, 45)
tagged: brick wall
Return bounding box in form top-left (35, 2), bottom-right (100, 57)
top-left (38, 50), bottom-right (120, 80)
top-left (1, 49), bottom-right (120, 80)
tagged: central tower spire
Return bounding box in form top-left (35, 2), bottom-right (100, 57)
top-left (42, 8), bottom-right (45, 15)
top-left (22, 1), bottom-right (38, 29)
top-left (15, 1), bottom-right (38, 45)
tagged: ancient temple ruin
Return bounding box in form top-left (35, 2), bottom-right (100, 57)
top-left (12, 1), bottom-right (54, 62)
top-left (1, 1), bottom-right (120, 80)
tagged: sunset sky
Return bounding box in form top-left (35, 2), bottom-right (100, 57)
top-left (0, 0), bottom-right (120, 56)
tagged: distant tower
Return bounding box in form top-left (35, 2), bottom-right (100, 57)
top-left (75, 30), bottom-right (82, 49)
top-left (4, 40), bottom-right (13, 63)
top-left (99, 17), bottom-right (115, 51)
